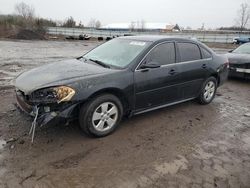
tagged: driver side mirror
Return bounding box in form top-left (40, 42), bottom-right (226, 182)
top-left (228, 49), bottom-right (233, 53)
top-left (140, 62), bottom-right (161, 69)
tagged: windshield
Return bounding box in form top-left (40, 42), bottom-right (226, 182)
top-left (84, 38), bottom-right (151, 68)
top-left (233, 43), bottom-right (250, 54)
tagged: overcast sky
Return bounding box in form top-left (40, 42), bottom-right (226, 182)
top-left (0, 0), bottom-right (247, 29)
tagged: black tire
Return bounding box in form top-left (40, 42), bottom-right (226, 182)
top-left (79, 94), bottom-right (123, 137)
top-left (197, 77), bottom-right (217, 105)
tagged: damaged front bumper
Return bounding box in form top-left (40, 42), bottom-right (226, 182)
top-left (229, 63), bottom-right (250, 79)
top-left (16, 90), bottom-right (78, 127)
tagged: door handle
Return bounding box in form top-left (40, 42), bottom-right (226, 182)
top-left (169, 69), bottom-right (177, 75)
top-left (202, 64), bottom-right (207, 69)
top-left (140, 68), bottom-right (149, 72)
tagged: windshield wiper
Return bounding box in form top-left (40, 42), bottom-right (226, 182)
top-left (89, 58), bottom-right (110, 68)
top-left (77, 56), bottom-right (88, 62)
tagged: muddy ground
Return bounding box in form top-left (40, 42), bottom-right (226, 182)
top-left (0, 40), bottom-right (250, 188)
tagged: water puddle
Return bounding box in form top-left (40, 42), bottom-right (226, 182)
top-left (154, 155), bottom-right (188, 175)
top-left (119, 155), bottom-right (189, 188)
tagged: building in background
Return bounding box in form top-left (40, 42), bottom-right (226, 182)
top-left (100, 22), bottom-right (181, 32)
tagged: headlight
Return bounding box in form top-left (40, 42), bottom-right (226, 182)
top-left (31, 86), bottom-right (75, 103)
top-left (54, 86), bottom-right (75, 103)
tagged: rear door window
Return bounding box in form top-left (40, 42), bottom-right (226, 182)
top-left (201, 47), bottom-right (212, 59)
top-left (146, 42), bottom-right (175, 66)
top-left (178, 42), bottom-right (201, 62)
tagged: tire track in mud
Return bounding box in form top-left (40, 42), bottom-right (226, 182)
top-left (49, 147), bottom-right (97, 169)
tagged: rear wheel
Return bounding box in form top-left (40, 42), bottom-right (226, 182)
top-left (197, 77), bottom-right (217, 105)
top-left (79, 94), bottom-right (123, 137)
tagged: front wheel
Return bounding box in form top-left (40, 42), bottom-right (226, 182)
top-left (79, 94), bottom-right (123, 137)
top-left (197, 77), bottom-right (217, 105)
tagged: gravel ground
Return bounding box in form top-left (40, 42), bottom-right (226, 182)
top-left (0, 40), bottom-right (250, 188)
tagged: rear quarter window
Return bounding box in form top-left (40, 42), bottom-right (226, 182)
top-left (178, 42), bottom-right (201, 62)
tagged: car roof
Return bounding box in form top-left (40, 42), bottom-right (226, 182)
top-left (118, 35), bottom-right (197, 43)
top-left (242, 42), bottom-right (250, 45)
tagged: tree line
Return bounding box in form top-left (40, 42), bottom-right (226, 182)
top-left (0, 1), bottom-right (249, 32)
top-left (0, 2), bottom-right (102, 30)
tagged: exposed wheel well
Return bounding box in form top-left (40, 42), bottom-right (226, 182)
top-left (210, 73), bottom-right (220, 86)
top-left (85, 88), bottom-right (130, 116)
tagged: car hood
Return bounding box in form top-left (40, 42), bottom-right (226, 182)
top-left (15, 59), bottom-right (114, 94)
top-left (226, 53), bottom-right (250, 64)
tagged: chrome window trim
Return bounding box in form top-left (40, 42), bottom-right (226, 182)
top-left (135, 41), bottom-right (213, 72)
top-left (177, 57), bottom-right (212, 64)
top-left (135, 41), bottom-right (176, 71)
top-left (135, 58), bottom-right (213, 72)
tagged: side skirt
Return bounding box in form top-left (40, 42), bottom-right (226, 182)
top-left (132, 97), bottom-right (196, 116)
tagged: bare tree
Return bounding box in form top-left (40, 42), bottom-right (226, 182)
top-left (140, 20), bottom-right (145, 31)
top-left (236, 3), bottom-right (250, 32)
top-left (87, 18), bottom-right (101, 28)
top-left (79, 21), bottom-right (84, 28)
top-left (136, 21), bottom-right (140, 31)
top-left (88, 18), bottom-right (96, 28)
top-left (56, 20), bottom-right (64, 27)
top-left (15, 2), bottom-right (35, 20)
top-left (201, 23), bottom-right (205, 30)
top-left (95, 20), bottom-right (101, 28)
top-left (63, 16), bottom-right (76, 27)
top-left (129, 21), bottom-right (135, 31)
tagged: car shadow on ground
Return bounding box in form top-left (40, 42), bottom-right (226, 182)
top-left (22, 98), bottom-right (216, 145)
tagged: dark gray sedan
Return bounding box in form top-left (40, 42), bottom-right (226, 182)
top-left (15, 36), bottom-right (229, 138)
top-left (226, 43), bottom-right (250, 79)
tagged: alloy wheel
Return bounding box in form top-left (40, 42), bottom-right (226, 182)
top-left (92, 102), bottom-right (118, 132)
top-left (203, 81), bottom-right (215, 101)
